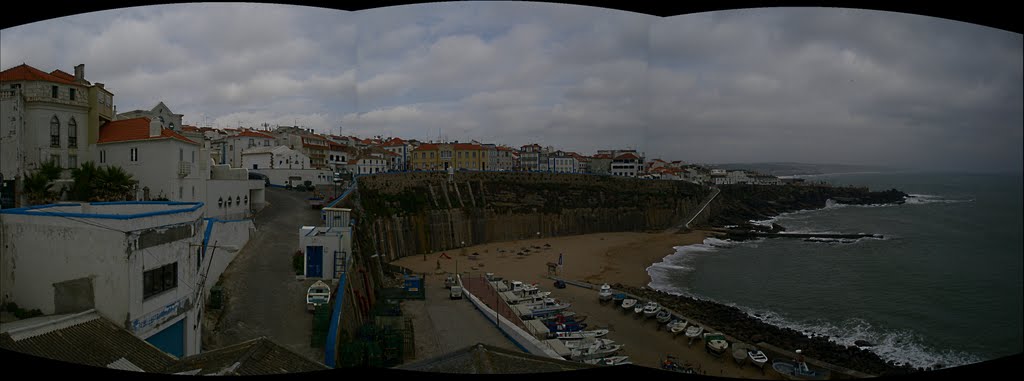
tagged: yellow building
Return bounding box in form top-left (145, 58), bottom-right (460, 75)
top-left (410, 143), bottom-right (486, 171)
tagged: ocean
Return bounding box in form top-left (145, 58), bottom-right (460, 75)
top-left (647, 172), bottom-right (1023, 368)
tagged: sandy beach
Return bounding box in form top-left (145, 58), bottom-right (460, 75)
top-left (393, 230), bottom-right (780, 379)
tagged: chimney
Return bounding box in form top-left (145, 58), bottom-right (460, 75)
top-left (74, 64), bottom-right (84, 83)
top-left (95, 83), bottom-right (104, 89)
top-left (149, 118), bottom-right (162, 138)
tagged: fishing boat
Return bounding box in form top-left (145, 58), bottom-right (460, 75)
top-left (547, 321), bottom-right (588, 332)
top-left (655, 310), bottom-right (673, 324)
top-left (771, 354), bottom-right (830, 381)
top-left (633, 302), bottom-right (645, 316)
top-left (526, 298), bottom-right (572, 314)
top-left (667, 319), bottom-right (688, 335)
top-left (748, 350), bottom-right (769, 369)
top-left (733, 348), bottom-right (749, 366)
top-left (621, 298), bottom-right (637, 312)
top-left (584, 355), bottom-right (632, 366)
top-left (552, 329), bottom-right (609, 340)
top-left (517, 283), bottom-right (551, 299)
top-left (642, 301), bottom-right (662, 318)
top-left (563, 338), bottom-right (617, 350)
top-left (305, 280), bottom-right (331, 312)
top-left (569, 343), bottom-right (623, 361)
top-left (704, 333), bottom-right (729, 356)
top-left (611, 293), bottom-right (627, 305)
top-left (598, 284), bottom-right (613, 303)
top-left (661, 355), bottom-right (696, 374)
top-left (539, 311), bottom-right (579, 322)
top-left (684, 324), bottom-right (704, 345)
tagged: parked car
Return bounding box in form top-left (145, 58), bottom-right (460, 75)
top-left (449, 285), bottom-right (463, 300)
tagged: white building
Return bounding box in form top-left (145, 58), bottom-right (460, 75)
top-left (546, 152), bottom-right (580, 173)
top-left (240, 145), bottom-right (311, 171)
top-left (0, 202), bottom-right (214, 358)
top-left (327, 142), bottom-right (357, 172)
top-left (380, 138), bottom-right (411, 171)
top-left (97, 117), bottom-right (265, 220)
top-left (299, 208), bottom-right (353, 280)
top-left (610, 152), bottom-right (644, 177)
top-left (116, 101), bottom-right (184, 132)
top-left (219, 130), bottom-right (275, 168)
top-left (1, 64), bottom-right (107, 205)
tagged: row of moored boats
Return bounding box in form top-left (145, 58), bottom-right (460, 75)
top-left (490, 278), bottom-right (632, 366)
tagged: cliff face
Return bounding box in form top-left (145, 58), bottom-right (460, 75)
top-left (350, 172), bottom-right (710, 263)
top-left (705, 184), bottom-right (908, 228)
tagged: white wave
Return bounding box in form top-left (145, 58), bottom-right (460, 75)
top-left (740, 307), bottom-right (986, 369)
top-left (904, 194), bottom-right (974, 205)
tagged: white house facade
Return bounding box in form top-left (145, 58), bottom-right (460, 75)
top-left (299, 208), bottom-right (353, 280)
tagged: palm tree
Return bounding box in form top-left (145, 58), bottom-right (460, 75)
top-left (22, 171), bottom-right (55, 205)
top-left (95, 165), bottom-right (138, 201)
top-left (70, 161), bottom-right (100, 201)
top-left (38, 159), bottom-right (62, 181)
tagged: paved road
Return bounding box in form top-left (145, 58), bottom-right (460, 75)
top-left (206, 187), bottom-right (325, 363)
top-left (401, 272), bottom-right (520, 361)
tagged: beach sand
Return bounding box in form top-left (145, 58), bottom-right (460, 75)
top-left (393, 231), bottom-right (779, 379)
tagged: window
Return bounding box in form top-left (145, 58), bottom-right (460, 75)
top-left (143, 262), bottom-right (178, 299)
top-left (68, 154), bottom-right (77, 168)
top-left (69, 88), bottom-right (76, 101)
top-left (191, 150), bottom-right (195, 163)
top-left (99, 150), bottom-right (106, 163)
top-left (264, 140), bottom-right (270, 146)
top-left (192, 186), bottom-right (195, 200)
top-left (248, 138), bottom-right (255, 148)
top-left (50, 116), bottom-right (60, 147)
top-left (51, 86), bottom-right (58, 98)
top-left (169, 123), bottom-right (175, 130)
top-left (253, 164), bottom-right (258, 169)
top-left (50, 155), bottom-right (61, 168)
top-left (179, 148), bottom-right (183, 161)
top-left (67, 118), bottom-right (78, 148)
top-left (179, 186), bottom-right (183, 199)
top-left (130, 148), bottom-right (138, 162)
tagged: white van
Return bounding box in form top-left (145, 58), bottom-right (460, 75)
top-left (449, 285), bottom-right (463, 300)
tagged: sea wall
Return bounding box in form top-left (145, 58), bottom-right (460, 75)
top-left (349, 172), bottom-right (711, 263)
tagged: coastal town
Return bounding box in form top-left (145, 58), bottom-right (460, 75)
top-left (0, 64), bottom-right (915, 377)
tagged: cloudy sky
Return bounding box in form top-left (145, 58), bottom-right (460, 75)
top-left (2, 3), bottom-right (1020, 172)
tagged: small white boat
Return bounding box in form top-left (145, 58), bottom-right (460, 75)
top-left (517, 283), bottom-right (551, 299)
top-left (621, 298), bottom-right (637, 311)
top-left (655, 310), bottom-right (672, 324)
top-left (633, 302), bottom-right (645, 316)
top-left (733, 348), bottom-right (748, 365)
top-left (569, 343), bottom-right (623, 361)
top-left (306, 280), bottom-right (331, 312)
top-left (642, 301), bottom-right (661, 318)
top-left (685, 324), bottom-right (704, 345)
top-left (584, 355), bottom-right (632, 366)
top-left (563, 338), bottom-right (616, 350)
top-left (667, 319), bottom-right (688, 335)
top-left (748, 350), bottom-right (769, 369)
top-left (553, 329), bottom-right (609, 340)
top-left (598, 284), bottom-right (613, 302)
top-left (704, 333), bottom-right (729, 356)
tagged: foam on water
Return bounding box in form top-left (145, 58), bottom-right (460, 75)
top-left (739, 306), bottom-right (986, 369)
top-left (904, 194), bottom-right (974, 205)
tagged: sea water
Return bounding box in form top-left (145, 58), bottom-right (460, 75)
top-left (647, 172), bottom-right (1023, 368)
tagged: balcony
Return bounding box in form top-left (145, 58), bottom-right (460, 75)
top-left (178, 161), bottom-right (192, 177)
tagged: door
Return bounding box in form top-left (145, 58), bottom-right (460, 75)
top-left (306, 246), bottom-right (323, 278)
top-left (146, 318), bottom-right (185, 358)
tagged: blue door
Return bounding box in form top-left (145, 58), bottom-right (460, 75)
top-left (146, 318), bottom-right (185, 358)
top-left (306, 246), bottom-right (323, 278)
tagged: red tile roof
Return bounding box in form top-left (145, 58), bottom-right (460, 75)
top-left (1, 64), bottom-right (76, 85)
top-left (232, 130), bottom-right (275, 139)
top-left (413, 143), bottom-right (439, 151)
top-left (496, 146), bottom-right (514, 151)
top-left (181, 125), bottom-right (201, 132)
top-left (592, 154), bottom-right (612, 159)
top-left (382, 138), bottom-right (407, 147)
top-left (98, 117), bottom-right (199, 145)
top-left (614, 152), bottom-right (640, 160)
top-left (49, 70), bottom-right (75, 82)
top-left (454, 143), bottom-right (482, 151)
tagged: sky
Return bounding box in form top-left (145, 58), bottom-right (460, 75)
top-left (2, 3), bottom-right (1021, 173)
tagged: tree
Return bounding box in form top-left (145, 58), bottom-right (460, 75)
top-left (38, 159), bottom-right (62, 181)
top-left (69, 161), bottom-right (100, 201)
top-left (94, 165), bottom-right (138, 201)
top-left (22, 170), bottom-right (56, 205)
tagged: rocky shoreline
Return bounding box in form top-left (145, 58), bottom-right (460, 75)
top-left (705, 184), bottom-right (908, 236)
top-left (625, 184), bottom-right (925, 376)
top-left (613, 284), bottom-right (926, 377)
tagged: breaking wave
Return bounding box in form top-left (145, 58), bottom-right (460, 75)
top-left (904, 194), bottom-right (975, 205)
